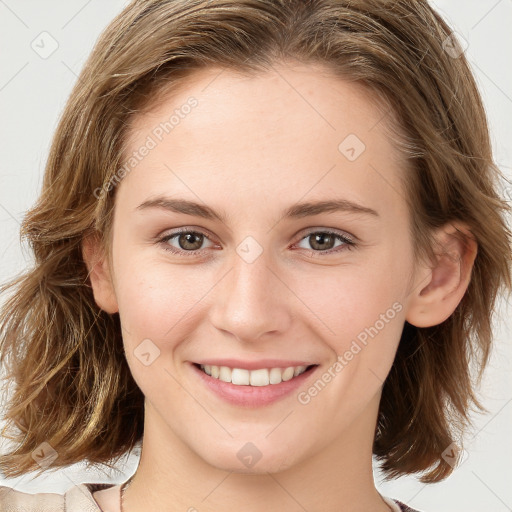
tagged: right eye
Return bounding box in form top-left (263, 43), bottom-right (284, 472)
top-left (158, 229), bottom-right (216, 256)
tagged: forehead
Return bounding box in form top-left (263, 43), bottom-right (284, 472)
top-left (119, 63), bottom-right (407, 220)
top-left (127, 62), bottom-right (393, 145)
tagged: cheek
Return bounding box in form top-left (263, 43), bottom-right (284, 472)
top-left (292, 249), bottom-right (409, 362)
top-left (113, 251), bottom-right (219, 348)
top-left (113, 261), bottom-right (207, 395)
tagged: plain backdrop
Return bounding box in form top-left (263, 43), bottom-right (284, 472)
top-left (0, 1), bottom-right (510, 511)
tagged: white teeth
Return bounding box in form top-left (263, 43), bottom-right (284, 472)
top-left (219, 366), bottom-right (232, 383)
top-left (294, 365), bottom-right (306, 376)
top-left (199, 364), bottom-right (311, 386)
top-left (282, 367), bottom-right (295, 381)
top-left (269, 367), bottom-right (282, 384)
top-left (249, 369), bottom-right (269, 386)
top-left (231, 368), bottom-right (250, 385)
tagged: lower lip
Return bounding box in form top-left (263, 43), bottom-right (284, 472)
top-left (190, 363), bottom-right (318, 407)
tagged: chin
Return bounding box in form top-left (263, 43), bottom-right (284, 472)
top-left (196, 439), bottom-right (302, 475)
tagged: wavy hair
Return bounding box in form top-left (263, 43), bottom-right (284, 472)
top-left (0, 0), bottom-right (511, 483)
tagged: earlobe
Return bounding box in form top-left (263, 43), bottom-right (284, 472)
top-left (405, 223), bottom-right (477, 328)
top-left (81, 232), bottom-right (119, 315)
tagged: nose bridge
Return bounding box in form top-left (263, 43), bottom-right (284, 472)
top-left (209, 243), bottom-right (291, 342)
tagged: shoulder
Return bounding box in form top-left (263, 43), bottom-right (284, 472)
top-left (0, 484), bottom-right (64, 511)
top-left (381, 492), bottom-right (424, 512)
top-left (0, 483), bottom-right (106, 512)
top-left (382, 495), bottom-right (424, 512)
top-left (393, 499), bottom-right (424, 512)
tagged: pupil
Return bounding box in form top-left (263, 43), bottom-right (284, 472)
top-left (311, 233), bottom-right (333, 250)
top-left (180, 233), bottom-right (202, 250)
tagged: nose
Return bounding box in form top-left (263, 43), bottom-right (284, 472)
top-left (209, 247), bottom-right (293, 343)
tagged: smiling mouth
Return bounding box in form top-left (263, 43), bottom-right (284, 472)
top-left (194, 363), bottom-right (318, 386)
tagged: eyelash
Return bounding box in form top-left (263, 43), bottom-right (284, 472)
top-left (157, 227), bottom-right (356, 257)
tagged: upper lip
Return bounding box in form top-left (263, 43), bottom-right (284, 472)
top-left (192, 359), bottom-right (317, 370)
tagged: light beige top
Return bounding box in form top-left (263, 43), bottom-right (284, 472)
top-left (0, 483), bottom-right (404, 512)
top-left (0, 482), bottom-right (122, 512)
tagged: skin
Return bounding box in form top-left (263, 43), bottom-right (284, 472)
top-left (83, 62), bottom-right (477, 512)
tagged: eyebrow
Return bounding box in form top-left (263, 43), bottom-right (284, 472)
top-left (135, 196), bottom-right (379, 223)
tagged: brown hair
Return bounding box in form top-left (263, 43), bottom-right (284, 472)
top-left (0, 0), bottom-right (510, 484)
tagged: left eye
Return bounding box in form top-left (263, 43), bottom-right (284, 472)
top-left (296, 230), bottom-right (355, 254)
top-left (158, 229), bottom-right (356, 256)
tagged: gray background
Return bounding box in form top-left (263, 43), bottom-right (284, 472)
top-left (0, 1), bottom-right (510, 510)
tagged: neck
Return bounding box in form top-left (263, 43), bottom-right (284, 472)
top-left (123, 394), bottom-right (390, 512)
top-left (123, 394), bottom-right (392, 512)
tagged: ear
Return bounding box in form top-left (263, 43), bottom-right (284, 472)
top-left (405, 222), bottom-right (477, 328)
top-left (81, 231), bottom-right (119, 314)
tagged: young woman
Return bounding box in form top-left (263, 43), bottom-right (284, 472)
top-left (0, 1), bottom-right (510, 511)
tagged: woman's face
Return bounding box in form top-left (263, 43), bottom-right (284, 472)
top-left (100, 62), bottom-right (427, 473)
